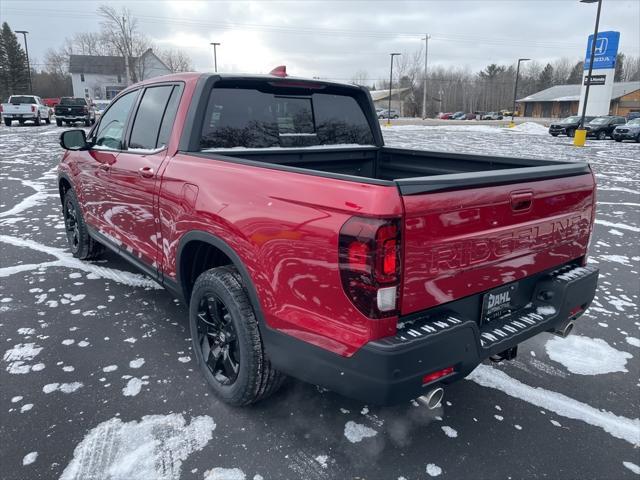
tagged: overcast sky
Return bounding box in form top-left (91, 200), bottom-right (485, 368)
top-left (3, 0), bottom-right (640, 84)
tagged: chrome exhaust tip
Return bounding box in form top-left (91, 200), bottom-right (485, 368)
top-left (417, 387), bottom-right (444, 410)
top-left (554, 321), bottom-right (575, 338)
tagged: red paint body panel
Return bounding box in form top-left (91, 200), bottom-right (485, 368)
top-left (159, 153), bottom-right (403, 355)
top-left (400, 174), bottom-right (595, 315)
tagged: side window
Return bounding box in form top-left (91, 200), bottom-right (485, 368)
top-left (129, 85), bottom-right (175, 150)
top-left (94, 90), bottom-right (138, 150)
top-left (157, 85), bottom-right (183, 149)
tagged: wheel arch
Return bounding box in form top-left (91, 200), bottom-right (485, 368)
top-left (175, 231), bottom-right (267, 327)
top-left (58, 173), bottom-right (74, 204)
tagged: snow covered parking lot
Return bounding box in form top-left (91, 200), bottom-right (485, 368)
top-left (1, 122), bottom-right (639, 479)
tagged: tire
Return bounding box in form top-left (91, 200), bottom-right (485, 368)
top-left (615, 138), bottom-right (622, 142)
top-left (551, 133), bottom-right (558, 137)
top-left (597, 131), bottom-right (606, 140)
top-left (3, 118), bottom-right (10, 127)
top-left (19, 120), bottom-right (25, 125)
top-left (636, 133), bottom-right (640, 143)
top-left (34, 113), bottom-right (41, 126)
top-left (567, 129), bottom-right (575, 138)
top-left (62, 189), bottom-right (103, 260)
top-left (85, 118), bottom-right (91, 127)
top-left (91, 117), bottom-right (96, 125)
top-left (45, 112), bottom-right (51, 124)
top-left (56, 119), bottom-right (62, 127)
top-left (189, 266), bottom-right (285, 406)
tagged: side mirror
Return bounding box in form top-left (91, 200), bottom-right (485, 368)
top-left (60, 129), bottom-right (90, 151)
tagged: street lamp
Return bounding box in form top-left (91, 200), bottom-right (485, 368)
top-left (574, 0), bottom-right (603, 147)
top-left (210, 42), bottom-right (221, 72)
top-left (387, 53), bottom-right (401, 126)
top-left (15, 30), bottom-right (33, 93)
top-left (510, 58), bottom-right (530, 127)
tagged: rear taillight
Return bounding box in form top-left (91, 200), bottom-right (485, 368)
top-left (338, 216), bottom-right (401, 318)
top-left (0, 105), bottom-right (3, 113)
top-left (31, 105), bottom-right (36, 112)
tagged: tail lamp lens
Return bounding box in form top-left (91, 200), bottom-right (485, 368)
top-left (339, 216), bottom-right (401, 318)
top-left (31, 105), bottom-right (36, 112)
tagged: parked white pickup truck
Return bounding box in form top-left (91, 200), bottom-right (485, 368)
top-left (1, 95), bottom-right (52, 126)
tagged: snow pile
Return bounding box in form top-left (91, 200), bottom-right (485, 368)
top-left (545, 335), bottom-right (632, 375)
top-left (343, 421), bottom-right (377, 443)
top-left (59, 414), bottom-right (215, 480)
top-left (507, 122), bottom-right (549, 135)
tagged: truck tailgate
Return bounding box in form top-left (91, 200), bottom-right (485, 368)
top-left (400, 173), bottom-right (595, 315)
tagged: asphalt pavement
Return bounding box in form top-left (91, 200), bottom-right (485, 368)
top-left (1, 122), bottom-right (638, 480)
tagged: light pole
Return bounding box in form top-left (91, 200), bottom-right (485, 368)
top-left (210, 42), bottom-right (220, 72)
top-left (510, 57), bottom-right (530, 127)
top-left (387, 53), bottom-right (401, 126)
top-left (15, 30), bottom-right (33, 93)
top-left (422, 35), bottom-right (430, 119)
top-left (574, 0), bottom-right (603, 147)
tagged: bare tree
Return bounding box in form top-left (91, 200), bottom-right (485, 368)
top-left (350, 69), bottom-right (369, 86)
top-left (98, 5), bottom-right (150, 83)
top-left (159, 48), bottom-right (193, 73)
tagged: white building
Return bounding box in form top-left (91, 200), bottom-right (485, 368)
top-left (69, 49), bottom-right (172, 100)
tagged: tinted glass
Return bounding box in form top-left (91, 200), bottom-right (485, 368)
top-left (627, 118), bottom-right (640, 125)
top-left (199, 87), bottom-right (373, 149)
top-left (94, 90), bottom-right (138, 150)
top-left (157, 86), bottom-right (183, 148)
top-left (129, 86), bottom-right (174, 150)
top-left (60, 98), bottom-right (87, 106)
top-left (590, 117), bottom-right (608, 125)
top-left (562, 116), bottom-right (580, 123)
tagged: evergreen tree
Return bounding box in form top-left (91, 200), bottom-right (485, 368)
top-left (538, 63), bottom-right (554, 90)
top-left (0, 24), bottom-right (8, 100)
top-left (0, 22), bottom-right (29, 96)
top-left (566, 61), bottom-right (584, 84)
top-left (614, 53), bottom-right (625, 82)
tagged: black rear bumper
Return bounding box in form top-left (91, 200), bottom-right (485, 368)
top-left (264, 264), bottom-right (599, 405)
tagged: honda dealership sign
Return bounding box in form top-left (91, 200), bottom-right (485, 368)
top-left (578, 31), bottom-right (620, 116)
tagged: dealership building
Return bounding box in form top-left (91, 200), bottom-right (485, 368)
top-left (516, 81), bottom-right (640, 118)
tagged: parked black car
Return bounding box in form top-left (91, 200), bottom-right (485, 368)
top-left (585, 116), bottom-right (626, 140)
top-left (548, 115), bottom-right (595, 137)
top-left (54, 97), bottom-right (96, 127)
top-left (612, 118), bottom-right (640, 142)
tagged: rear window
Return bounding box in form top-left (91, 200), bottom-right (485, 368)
top-left (199, 87), bottom-right (374, 149)
top-left (9, 96), bottom-right (36, 104)
top-left (60, 98), bottom-right (87, 106)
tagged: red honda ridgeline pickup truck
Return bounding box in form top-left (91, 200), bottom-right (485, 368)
top-left (58, 70), bottom-right (599, 407)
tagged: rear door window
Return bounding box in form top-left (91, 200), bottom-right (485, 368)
top-left (199, 87), bottom-right (374, 149)
top-left (129, 85), bottom-right (176, 150)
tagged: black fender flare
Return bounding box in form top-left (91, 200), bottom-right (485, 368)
top-left (57, 172), bottom-right (75, 204)
top-left (175, 230), bottom-right (267, 328)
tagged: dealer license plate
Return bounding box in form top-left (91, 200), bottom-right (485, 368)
top-left (481, 284), bottom-right (517, 324)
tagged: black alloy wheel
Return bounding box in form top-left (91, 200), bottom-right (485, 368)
top-left (196, 294), bottom-right (240, 385)
top-left (64, 197), bottom-right (81, 253)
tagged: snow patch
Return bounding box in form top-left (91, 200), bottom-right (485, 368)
top-left (625, 337), bottom-right (640, 348)
top-left (344, 421), bottom-right (377, 443)
top-left (426, 464), bottom-right (442, 477)
top-left (545, 335), bottom-right (632, 375)
top-left (59, 414), bottom-right (216, 480)
top-left (623, 462), bottom-right (640, 475)
top-left (3, 342), bottom-right (43, 374)
top-left (203, 468), bottom-right (246, 480)
top-left (441, 426), bottom-right (458, 438)
top-left (129, 358), bottom-right (145, 369)
top-left (123, 377), bottom-right (148, 397)
top-left (468, 365), bottom-right (640, 445)
top-left (43, 382), bottom-right (83, 394)
top-left (23, 452), bottom-right (38, 465)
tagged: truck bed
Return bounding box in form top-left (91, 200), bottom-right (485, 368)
top-left (199, 146), bottom-right (590, 194)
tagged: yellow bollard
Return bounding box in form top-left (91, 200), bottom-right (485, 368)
top-left (508, 121), bottom-right (516, 128)
top-left (573, 129), bottom-right (587, 147)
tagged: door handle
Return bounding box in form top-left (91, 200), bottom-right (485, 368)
top-left (138, 167), bottom-right (155, 178)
